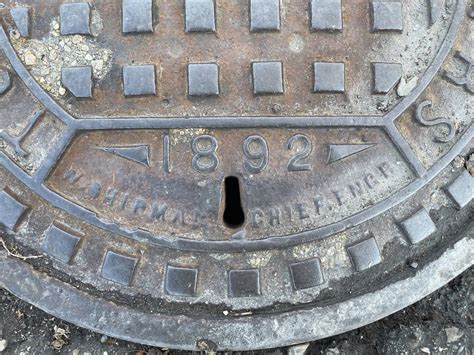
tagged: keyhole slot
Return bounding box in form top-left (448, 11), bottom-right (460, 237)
top-left (223, 176), bottom-right (245, 229)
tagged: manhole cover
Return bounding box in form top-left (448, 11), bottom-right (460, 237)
top-left (0, 0), bottom-right (473, 351)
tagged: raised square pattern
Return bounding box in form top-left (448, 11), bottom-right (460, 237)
top-left (252, 61), bottom-right (284, 95)
top-left (185, 0), bottom-right (216, 32)
top-left (250, 0), bottom-right (281, 31)
top-left (165, 265), bottom-right (198, 297)
top-left (0, 190), bottom-right (27, 230)
top-left (11, 7), bottom-right (30, 37)
top-left (372, 62), bottom-right (402, 94)
top-left (289, 258), bottom-right (325, 290)
top-left (347, 237), bottom-right (382, 271)
top-left (371, 1), bottom-right (404, 32)
top-left (101, 251), bottom-right (138, 286)
top-left (61, 66), bottom-right (93, 98)
top-left (122, 0), bottom-right (154, 33)
top-left (447, 170), bottom-right (474, 209)
top-left (313, 62), bottom-right (345, 93)
top-left (310, 0), bottom-right (342, 31)
top-left (42, 225), bottom-right (81, 264)
top-left (228, 269), bottom-right (261, 297)
top-left (188, 63), bottom-right (220, 96)
top-left (400, 208), bottom-right (437, 244)
top-left (123, 64), bottom-right (156, 96)
top-left (60, 2), bottom-right (91, 36)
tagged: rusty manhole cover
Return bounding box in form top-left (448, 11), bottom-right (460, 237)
top-left (0, 0), bottom-right (473, 351)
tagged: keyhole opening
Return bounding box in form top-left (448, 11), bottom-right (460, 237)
top-left (223, 176), bottom-right (245, 229)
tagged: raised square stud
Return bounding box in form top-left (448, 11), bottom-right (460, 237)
top-left (250, 0), bottom-right (281, 31)
top-left (446, 170), bottom-right (474, 209)
top-left (313, 62), bottom-right (345, 93)
top-left (228, 269), bottom-right (261, 297)
top-left (188, 63), bottom-right (219, 96)
top-left (123, 64), bottom-right (156, 96)
top-left (42, 225), bottom-right (81, 264)
top-left (11, 7), bottom-right (31, 37)
top-left (165, 265), bottom-right (198, 297)
top-left (61, 66), bottom-right (93, 98)
top-left (60, 2), bottom-right (92, 36)
top-left (371, 1), bottom-right (404, 32)
top-left (372, 62), bottom-right (402, 94)
top-left (400, 208), bottom-right (437, 244)
top-left (101, 250), bottom-right (138, 286)
top-left (185, 0), bottom-right (216, 33)
top-left (0, 190), bottom-right (27, 230)
top-left (347, 237), bottom-right (382, 272)
top-left (310, 0), bottom-right (342, 31)
top-left (122, 0), bottom-right (154, 33)
top-left (252, 61), bottom-right (284, 95)
top-left (289, 258), bottom-right (325, 290)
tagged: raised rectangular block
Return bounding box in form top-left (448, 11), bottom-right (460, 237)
top-left (188, 63), bottom-right (220, 96)
top-left (42, 225), bottom-right (81, 264)
top-left (60, 2), bottom-right (92, 35)
top-left (11, 7), bottom-right (31, 37)
top-left (250, 0), bottom-right (281, 31)
top-left (185, 0), bottom-right (216, 32)
top-left (310, 0), bottom-right (342, 31)
top-left (122, 0), bottom-right (154, 33)
top-left (372, 62), bottom-right (402, 94)
top-left (101, 250), bottom-right (138, 286)
top-left (289, 258), bottom-right (325, 290)
top-left (61, 66), bottom-right (93, 98)
top-left (313, 62), bottom-right (345, 93)
top-left (228, 269), bottom-right (261, 297)
top-left (347, 237), bottom-right (382, 271)
top-left (252, 61), bottom-right (284, 95)
top-left (371, 1), bottom-right (404, 31)
top-left (400, 208), bottom-right (437, 244)
top-left (0, 190), bottom-right (27, 230)
top-left (447, 170), bottom-right (474, 209)
top-left (123, 64), bottom-right (156, 96)
top-left (165, 265), bottom-right (198, 297)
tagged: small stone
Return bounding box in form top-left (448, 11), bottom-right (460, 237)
top-left (85, 53), bottom-right (93, 61)
top-left (0, 339), bottom-right (8, 352)
top-left (445, 327), bottom-right (464, 343)
top-left (92, 59), bottom-right (104, 71)
top-left (397, 76), bottom-right (418, 97)
top-left (72, 350), bottom-right (80, 355)
top-left (58, 87), bottom-right (66, 96)
top-left (420, 348), bottom-right (431, 354)
top-left (24, 52), bottom-right (37, 66)
top-left (10, 30), bottom-right (21, 40)
top-left (100, 335), bottom-right (108, 343)
top-left (72, 35), bottom-right (83, 44)
top-left (453, 156), bottom-right (465, 169)
top-left (288, 343), bottom-right (310, 355)
top-left (466, 154), bottom-right (474, 176)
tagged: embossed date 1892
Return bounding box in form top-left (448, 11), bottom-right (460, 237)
top-left (187, 134), bottom-right (312, 174)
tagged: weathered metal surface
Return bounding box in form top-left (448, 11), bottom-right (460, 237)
top-left (0, 0), bottom-right (472, 351)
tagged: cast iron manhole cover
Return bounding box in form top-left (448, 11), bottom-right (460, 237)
top-left (0, 0), bottom-right (473, 351)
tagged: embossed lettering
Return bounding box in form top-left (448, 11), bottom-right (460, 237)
top-left (250, 209), bottom-right (265, 228)
top-left (150, 203), bottom-right (168, 221)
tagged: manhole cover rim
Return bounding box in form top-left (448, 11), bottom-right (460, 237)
top-left (1, 234), bottom-right (472, 351)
